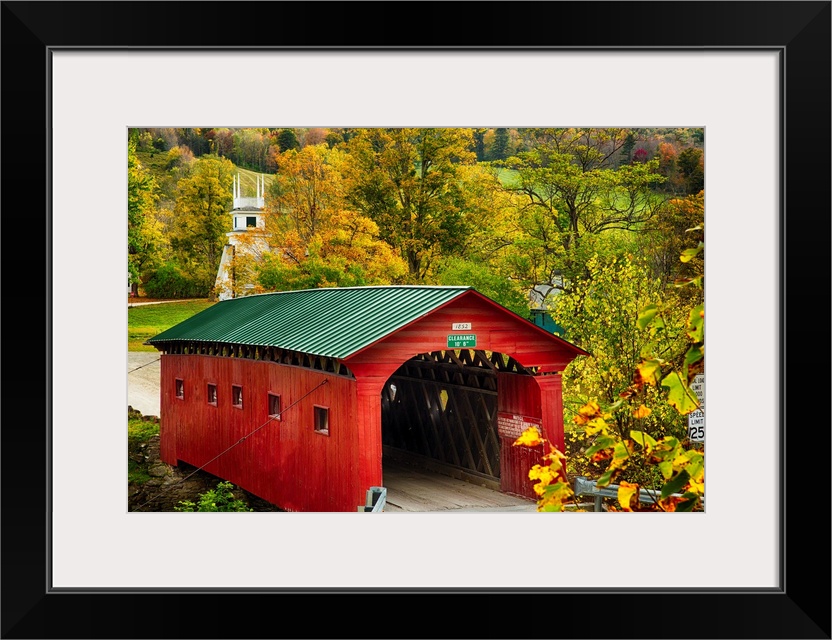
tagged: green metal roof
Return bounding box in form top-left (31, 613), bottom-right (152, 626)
top-left (146, 286), bottom-right (471, 359)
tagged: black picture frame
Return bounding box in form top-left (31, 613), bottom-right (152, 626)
top-left (2, 2), bottom-right (829, 638)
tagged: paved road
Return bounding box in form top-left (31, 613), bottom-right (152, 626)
top-left (128, 298), bottom-right (206, 308)
top-left (128, 351), bottom-right (161, 417)
top-left (128, 298), bottom-right (198, 417)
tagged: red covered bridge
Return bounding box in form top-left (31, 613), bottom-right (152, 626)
top-left (147, 285), bottom-right (587, 512)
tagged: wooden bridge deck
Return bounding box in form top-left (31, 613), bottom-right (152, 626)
top-left (380, 458), bottom-right (537, 513)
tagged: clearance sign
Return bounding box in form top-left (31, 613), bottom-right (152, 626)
top-left (447, 334), bottom-right (477, 348)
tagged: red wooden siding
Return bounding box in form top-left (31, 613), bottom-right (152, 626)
top-left (535, 375), bottom-right (565, 450)
top-left (355, 378), bottom-right (385, 496)
top-left (497, 372), bottom-right (546, 499)
top-left (159, 354), bottom-right (362, 512)
top-left (345, 292), bottom-right (580, 371)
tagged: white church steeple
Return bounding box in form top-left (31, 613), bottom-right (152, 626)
top-left (215, 172), bottom-right (270, 301)
top-left (232, 173), bottom-right (265, 209)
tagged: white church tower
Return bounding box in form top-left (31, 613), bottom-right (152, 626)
top-left (214, 173), bottom-right (270, 301)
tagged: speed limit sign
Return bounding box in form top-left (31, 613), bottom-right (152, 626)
top-left (687, 374), bottom-right (704, 443)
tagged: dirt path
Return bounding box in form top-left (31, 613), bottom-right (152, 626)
top-left (127, 297), bottom-right (206, 416)
top-left (128, 297), bottom-right (207, 308)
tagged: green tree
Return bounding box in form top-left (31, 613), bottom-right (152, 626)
top-left (434, 256), bottom-right (529, 317)
top-left (276, 128), bottom-right (301, 152)
top-left (500, 128), bottom-right (666, 292)
top-left (324, 131), bottom-right (344, 148)
top-left (175, 127), bottom-right (211, 157)
top-left (550, 251), bottom-right (692, 446)
top-left (169, 155), bottom-right (234, 294)
top-left (128, 139), bottom-right (162, 295)
top-left (677, 147), bottom-right (704, 194)
top-left (620, 130), bottom-right (637, 165)
top-left (344, 128), bottom-right (478, 280)
top-left (490, 127), bottom-right (511, 160)
top-left (472, 128), bottom-right (487, 161)
top-left (232, 128), bottom-right (270, 171)
top-left (143, 262), bottom-right (206, 299)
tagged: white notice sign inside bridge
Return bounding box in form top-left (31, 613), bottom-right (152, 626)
top-left (687, 374), bottom-right (704, 443)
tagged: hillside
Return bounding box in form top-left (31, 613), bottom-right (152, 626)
top-left (134, 149), bottom-right (274, 200)
top-left (235, 166), bottom-right (275, 194)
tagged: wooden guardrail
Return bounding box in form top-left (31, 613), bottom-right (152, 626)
top-left (358, 486), bottom-right (387, 512)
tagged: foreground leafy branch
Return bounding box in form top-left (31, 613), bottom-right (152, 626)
top-left (515, 225), bottom-right (704, 512)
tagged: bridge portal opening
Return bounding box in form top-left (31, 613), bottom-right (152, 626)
top-left (380, 349), bottom-right (538, 491)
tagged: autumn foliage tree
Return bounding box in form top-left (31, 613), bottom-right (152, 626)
top-left (514, 227), bottom-right (705, 512)
top-left (677, 147), bottom-right (705, 194)
top-left (344, 128), bottom-right (479, 281)
top-left (168, 154), bottom-right (234, 294)
top-left (640, 191), bottom-right (705, 287)
top-left (267, 143), bottom-right (343, 244)
top-left (244, 144), bottom-right (407, 291)
top-left (231, 128), bottom-right (270, 171)
top-left (550, 252), bottom-right (690, 416)
top-left (128, 139), bottom-right (163, 295)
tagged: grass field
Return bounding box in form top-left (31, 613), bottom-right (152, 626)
top-left (236, 166), bottom-right (275, 195)
top-left (134, 148), bottom-right (172, 175)
top-left (495, 167), bottom-right (521, 188)
top-left (128, 300), bottom-right (215, 351)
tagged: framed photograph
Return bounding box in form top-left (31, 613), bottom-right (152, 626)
top-left (3, 1), bottom-right (829, 638)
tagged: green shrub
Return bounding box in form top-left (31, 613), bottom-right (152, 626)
top-left (127, 409), bottom-right (159, 485)
top-left (144, 263), bottom-right (207, 299)
top-left (128, 413), bottom-right (159, 442)
top-left (175, 481), bottom-right (252, 512)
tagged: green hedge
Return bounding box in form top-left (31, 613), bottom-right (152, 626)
top-left (144, 263), bottom-right (208, 299)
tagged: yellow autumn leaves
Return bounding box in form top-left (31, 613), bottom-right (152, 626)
top-left (513, 426), bottom-right (543, 448)
top-left (511, 392), bottom-right (703, 511)
top-left (512, 426), bottom-right (576, 512)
